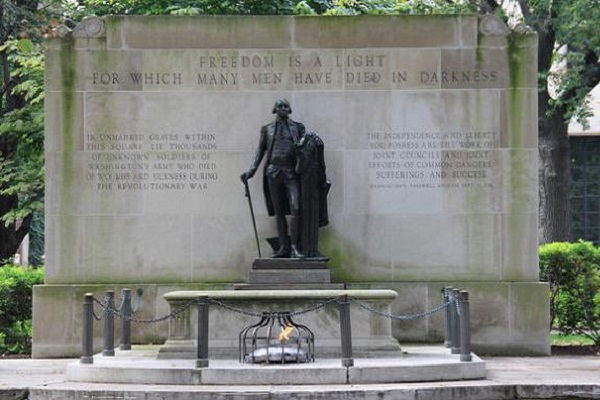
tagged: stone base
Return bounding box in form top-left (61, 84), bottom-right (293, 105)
top-left (248, 269), bottom-right (332, 284)
top-left (67, 346), bottom-right (486, 385)
top-left (158, 289), bottom-right (401, 359)
top-left (252, 258), bottom-right (330, 269)
top-left (32, 281), bottom-right (550, 358)
top-left (247, 258), bottom-right (332, 285)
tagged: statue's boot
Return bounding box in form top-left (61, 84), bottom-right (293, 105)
top-left (273, 217), bottom-right (290, 258)
top-left (290, 216), bottom-right (305, 259)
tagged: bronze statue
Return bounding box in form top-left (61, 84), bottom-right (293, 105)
top-left (241, 99), bottom-right (329, 259)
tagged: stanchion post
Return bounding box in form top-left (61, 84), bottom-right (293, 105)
top-left (196, 296), bottom-right (209, 368)
top-left (443, 286), bottom-right (453, 348)
top-left (451, 288), bottom-right (461, 354)
top-left (103, 290), bottom-right (115, 356)
top-left (339, 295), bottom-right (354, 367)
top-left (459, 290), bottom-right (472, 362)
top-left (120, 288), bottom-right (132, 351)
top-left (81, 293), bottom-right (94, 364)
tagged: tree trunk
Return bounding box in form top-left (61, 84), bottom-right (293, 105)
top-left (535, 10), bottom-right (572, 245)
top-left (538, 109), bottom-right (571, 244)
top-left (0, 195), bottom-right (28, 262)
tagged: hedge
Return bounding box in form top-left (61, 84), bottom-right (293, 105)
top-left (539, 241), bottom-right (600, 345)
top-left (0, 265), bottom-right (44, 355)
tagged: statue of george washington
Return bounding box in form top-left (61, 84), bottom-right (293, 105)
top-left (241, 99), bottom-right (329, 259)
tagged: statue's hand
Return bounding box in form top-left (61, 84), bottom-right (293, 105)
top-left (240, 171), bottom-right (254, 183)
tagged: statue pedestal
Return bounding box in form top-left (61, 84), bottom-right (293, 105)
top-left (235, 258), bottom-right (345, 290)
top-left (158, 289), bottom-right (402, 360)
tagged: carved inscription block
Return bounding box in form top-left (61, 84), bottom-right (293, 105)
top-left (45, 15), bottom-right (538, 284)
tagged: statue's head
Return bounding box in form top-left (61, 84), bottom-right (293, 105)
top-left (272, 99), bottom-right (292, 117)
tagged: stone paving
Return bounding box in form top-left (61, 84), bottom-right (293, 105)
top-left (0, 347), bottom-right (598, 400)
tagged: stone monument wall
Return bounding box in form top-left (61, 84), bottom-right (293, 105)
top-left (35, 15), bottom-right (548, 357)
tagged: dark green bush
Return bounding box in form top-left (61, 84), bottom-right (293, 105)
top-left (539, 241), bottom-right (600, 345)
top-left (0, 265), bottom-right (44, 354)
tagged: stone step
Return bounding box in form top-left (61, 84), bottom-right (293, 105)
top-left (248, 269), bottom-right (332, 284)
top-left (252, 258), bottom-right (329, 269)
top-left (65, 346), bottom-right (486, 385)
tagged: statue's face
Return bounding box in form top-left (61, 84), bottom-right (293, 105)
top-left (274, 101), bottom-right (291, 118)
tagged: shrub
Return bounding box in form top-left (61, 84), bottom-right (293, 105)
top-left (539, 241), bottom-right (600, 345)
top-left (0, 265), bottom-right (44, 354)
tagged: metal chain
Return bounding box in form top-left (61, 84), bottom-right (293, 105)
top-left (209, 299), bottom-right (263, 318)
top-left (288, 297), bottom-right (339, 316)
top-left (91, 294), bottom-right (460, 324)
top-left (116, 295), bottom-right (126, 313)
top-left (349, 297), bottom-right (456, 321)
top-left (96, 289), bottom-right (145, 314)
top-left (448, 292), bottom-right (461, 316)
top-left (209, 297), bottom-right (339, 318)
top-left (442, 288), bottom-right (462, 316)
top-left (132, 293), bottom-right (143, 314)
top-left (92, 309), bottom-right (102, 321)
top-left (92, 297), bottom-right (197, 323)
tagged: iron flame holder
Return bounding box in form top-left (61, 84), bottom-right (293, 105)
top-left (239, 311), bottom-right (315, 364)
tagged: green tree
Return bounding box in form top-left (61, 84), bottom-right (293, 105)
top-left (487, 0), bottom-right (600, 244)
top-left (77, 0), bottom-right (298, 16)
top-left (0, 1), bottom-right (55, 262)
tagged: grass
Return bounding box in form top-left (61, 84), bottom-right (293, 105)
top-left (551, 333), bottom-right (595, 346)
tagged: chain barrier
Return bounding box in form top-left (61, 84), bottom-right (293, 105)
top-left (111, 289), bottom-right (144, 315)
top-left (116, 295), bottom-right (126, 313)
top-left (83, 289), bottom-right (471, 366)
top-left (449, 291), bottom-right (461, 316)
top-left (288, 297), bottom-right (340, 316)
top-left (454, 295), bottom-right (461, 316)
top-left (348, 296), bottom-right (457, 321)
top-left (90, 294), bottom-right (109, 321)
top-left (132, 289), bottom-right (143, 314)
top-left (208, 299), bottom-right (263, 318)
top-left (92, 296), bottom-right (198, 323)
top-left (92, 309), bottom-right (103, 321)
top-left (208, 297), bottom-right (340, 318)
top-left (90, 292), bottom-right (459, 324)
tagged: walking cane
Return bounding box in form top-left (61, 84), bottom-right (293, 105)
top-left (243, 179), bottom-right (262, 258)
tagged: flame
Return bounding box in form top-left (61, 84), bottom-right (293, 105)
top-left (278, 325), bottom-right (295, 342)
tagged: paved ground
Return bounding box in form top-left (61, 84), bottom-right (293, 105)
top-left (0, 349), bottom-right (598, 399)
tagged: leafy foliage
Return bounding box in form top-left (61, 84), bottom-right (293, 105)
top-left (0, 265), bottom-right (44, 354)
top-left (540, 241), bottom-right (600, 345)
top-left (521, 0), bottom-right (600, 125)
top-left (0, 39), bottom-right (45, 227)
top-left (75, 0), bottom-right (479, 17)
top-left (510, 0), bottom-right (600, 243)
top-left (0, 1), bottom-right (58, 262)
top-left (294, 0), bottom-right (476, 15)
top-left (76, 0), bottom-right (298, 16)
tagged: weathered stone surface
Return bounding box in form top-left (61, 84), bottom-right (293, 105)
top-left (38, 15), bottom-right (546, 358)
top-left (346, 281), bottom-right (550, 356)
